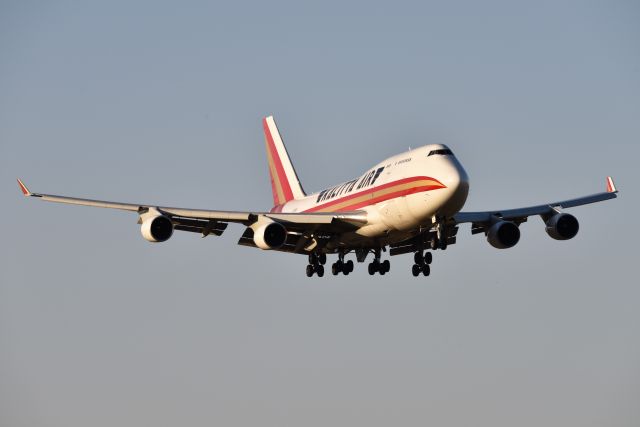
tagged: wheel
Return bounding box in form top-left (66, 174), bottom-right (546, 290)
top-left (345, 260), bottom-right (354, 273)
top-left (306, 264), bottom-right (314, 277)
top-left (439, 241), bottom-right (447, 250)
top-left (318, 253), bottom-right (327, 265)
top-left (412, 264), bottom-right (421, 277)
top-left (331, 262), bottom-right (340, 275)
top-left (424, 252), bottom-right (432, 264)
top-left (381, 260), bottom-right (390, 273)
top-left (309, 253), bottom-right (318, 265)
top-left (316, 265), bottom-right (324, 277)
top-left (414, 251), bottom-right (424, 265)
top-left (368, 263), bottom-right (376, 275)
top-left (422, 264), bottom-right (430, 276)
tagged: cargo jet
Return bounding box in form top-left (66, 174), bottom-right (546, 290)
top-left (17, 116), bottom-right (618, 277)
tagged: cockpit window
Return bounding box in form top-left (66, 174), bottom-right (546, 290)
top-left (428, 149), bottom-right (453, 156)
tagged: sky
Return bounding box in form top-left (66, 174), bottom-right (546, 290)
top-left (1, 1), bottom-right (639, 426)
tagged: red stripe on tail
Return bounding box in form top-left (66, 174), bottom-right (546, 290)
top-left (263, 118), bottom-right (295, 205)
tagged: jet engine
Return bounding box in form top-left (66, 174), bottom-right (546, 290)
top-left (487, 220), bottom-right (520, 249)
top-left (140, 213), bottom-right (174, 242)
top-left (252, 219), bottom-right (287, 250)
top-left (545, 212), bottom-right (579, 240)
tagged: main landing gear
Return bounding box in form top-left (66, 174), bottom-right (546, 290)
top-left (412, 250), bottom-right (433, 276)
top-left (331, 251), bottom-right (354, 276)
top-left (306, 252), bottom-right (326, 277)
top-left (305, 249), bottom-right (390, 277)
top-left (368, 249), bottom-right (390, 276)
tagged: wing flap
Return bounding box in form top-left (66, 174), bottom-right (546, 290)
top-left (266, 211), bottom-right (367, 233)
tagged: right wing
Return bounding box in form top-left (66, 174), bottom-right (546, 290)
top-left (17, 179), bottom-right (367, 251)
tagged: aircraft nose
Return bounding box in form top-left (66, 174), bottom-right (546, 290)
top-left (441, 160), bottom-right (468, 190)
top-left (439, 159), bottom-right (469, 215)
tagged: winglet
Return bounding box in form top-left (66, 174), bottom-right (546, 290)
top-left (606, 176), bottom-right (617, 193)
top-left (17, 178), bottom-right (32, 196)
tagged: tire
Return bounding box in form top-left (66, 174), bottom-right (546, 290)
top-left (424, 252), bottom-right (432, 264)
top-left (306, 264), bottom-right (314, 277)
top-left (381, 260), bottom-right (390, 273)
top-left (412, 264), bottom-right (421, 277)
top-left (343, 268), bottom-right (349, 276)
top-left (318, 253), bottom-right (327, 265)
top-left (422, 264), bottom-right (430, 276)
top-left (440, 241), bottom-right (447, 251)
top-left (345, 260), bottom-right (354, 273)
top-left (414, 252), bottom-right (423, 265)
top-left (331, 263), bottom-right (340, 275)
top-left (316, 265), bottom-right (324, 277)
top-left (368, 263), bottom-right (376, 275)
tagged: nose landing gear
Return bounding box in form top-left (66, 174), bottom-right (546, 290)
top-left (430, 222), bottom-right (448, 250)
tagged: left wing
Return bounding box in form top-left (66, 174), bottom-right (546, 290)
top-left (452, 176), bottom-right (618, 235)
top-left (16, 179), bottom-right (367, 248)
top-left (386, 177), bottom-right (617, 256)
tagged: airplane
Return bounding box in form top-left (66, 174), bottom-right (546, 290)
top-left (17, 116), bottom-right (618, 278)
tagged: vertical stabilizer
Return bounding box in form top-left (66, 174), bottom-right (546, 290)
top-left (263, 116), bottom-right (306, 206)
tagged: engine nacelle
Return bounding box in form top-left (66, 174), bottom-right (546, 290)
top-left (140, 214), bottom-right (174, 242)
top-left (545, 213), bottom-right (579, 240)
top-left (252, 219), bottom-right (287, 250)
top-left (487, 220), bottom-right (520, 249)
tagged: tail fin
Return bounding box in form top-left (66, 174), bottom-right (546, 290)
top-left (263, 116), bottom-right (306, 206)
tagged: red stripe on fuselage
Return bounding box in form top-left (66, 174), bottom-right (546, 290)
top-left (304, 176), bottom-right (446, 213)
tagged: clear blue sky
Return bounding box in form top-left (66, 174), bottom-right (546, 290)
top-left (1, 1), bottom-right (639, 426)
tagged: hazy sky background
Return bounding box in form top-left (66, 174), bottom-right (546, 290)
top-left (1, 1), bottom-right (639, 426)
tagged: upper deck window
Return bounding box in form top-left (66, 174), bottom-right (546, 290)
top-left (427, 148), bottom-right (453, 156)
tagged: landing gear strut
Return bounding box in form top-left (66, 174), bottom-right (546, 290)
top-left (430, 222), bottom-right (448, 250)
top-left (331, 250), bottom-right (354, 276)
top-left (412, 250), bottom-right (433, 277)
top-left (368, 249), bottom-right (390, 275)
top-left (306, 252), bottom-right (325, 277)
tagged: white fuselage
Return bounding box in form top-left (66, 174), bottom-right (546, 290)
top-left (273, 144), bottom-right (470, 246)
